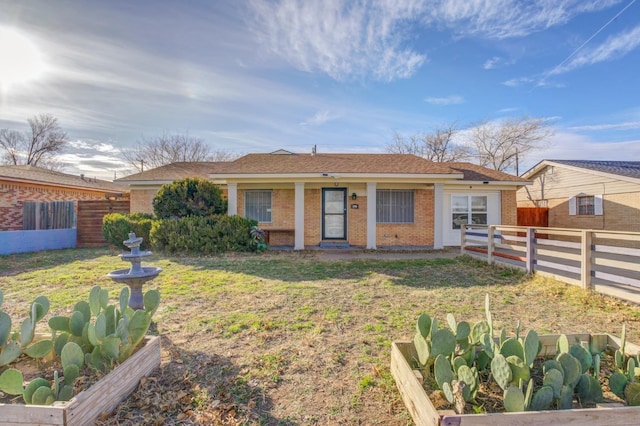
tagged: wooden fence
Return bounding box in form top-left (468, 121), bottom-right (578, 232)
top-left (517, 207), bottom-right (548, 227)
top-left (23, 201), bottom-right (75, 230)
top-left (461, 224), bottom-right (640, 304)
top-left (77, 200), bottom-right (130, 247)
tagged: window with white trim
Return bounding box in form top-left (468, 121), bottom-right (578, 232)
top-left (245, 190), bottom-right (272, 222)
top-left (577, 196), bottom-right (594, 215)
top-left (376, 190), bottom-right (414, 223)
top-left (452, 195), bottom-right (487, 229)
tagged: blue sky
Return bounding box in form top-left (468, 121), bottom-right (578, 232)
top-left (0, 0), bottom-right (639, 181)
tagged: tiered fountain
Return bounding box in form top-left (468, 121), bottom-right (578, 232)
top-left (107, 232), bottom-right (162, 310)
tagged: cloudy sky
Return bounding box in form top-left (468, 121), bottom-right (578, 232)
top-left (0, 0), bottom-right (639, 181)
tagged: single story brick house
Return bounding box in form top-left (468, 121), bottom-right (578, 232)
top-left (517, 160), bottom-right (640, 231)
top-left (0, 165), bottom-right (128, 231)
top-left (117, 151), bottom-right (529, 249)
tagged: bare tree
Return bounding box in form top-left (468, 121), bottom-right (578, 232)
top-left (0, 114), bottom-right (67, 168)
top-left (468, 116), bottom-right (553, 173)
top-left (387, 123), bottom-right (471, 162)
top-left (123, 132), bottom-right (238, 172)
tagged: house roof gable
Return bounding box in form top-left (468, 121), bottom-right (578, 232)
top-left (523, 160), bottom-right (640, 184)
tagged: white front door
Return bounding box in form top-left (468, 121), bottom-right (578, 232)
top-left (442, 191), bottom-right (501, 246)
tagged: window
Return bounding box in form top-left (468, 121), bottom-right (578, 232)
top-left (452, 195), bottom-right (487, 229)
top-left (376, 190), bottom-right (414, 223)
top-left (577, 196), bottom-right (594, 215)
top-left (245, 190), bottom-right (272, 222)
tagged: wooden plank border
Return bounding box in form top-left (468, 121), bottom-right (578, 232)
top-left (0, 335), bottom-right (160, 426)
top-left (392, 335), bottom-right (639, 426)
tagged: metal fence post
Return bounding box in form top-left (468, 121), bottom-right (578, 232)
top-left (460, 224), bottom-right (466, 255)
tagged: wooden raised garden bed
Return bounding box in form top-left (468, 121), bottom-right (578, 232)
top-left (0, 335), bottom-right (160, 426)
top-left (391, 333), bottom-right (640, 426)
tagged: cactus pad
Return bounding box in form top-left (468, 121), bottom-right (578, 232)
top-left (503, 385), bottom-right (525, 412)
top-left (0, 368), bottom-right (24, 395)
top-left (491, 354), bottom-right (512, 391)
top-left (416, 314), bottom-right (431, 338)
top-left (609, 371), bottom-right (628, 399)
top-left (529, 385), bottom-right (554, 411)
top-left (434, 354), bottom-right (454, 390)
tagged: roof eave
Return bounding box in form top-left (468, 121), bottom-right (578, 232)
top-left (0, 176), bottom-right (123, 193)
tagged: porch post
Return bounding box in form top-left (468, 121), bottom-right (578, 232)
top-left (433, 183), bottom-right (444, 249)
top-left (294, 182), bottom-right (305, 250)
top-left (366, 182), bottom-right (376, 249)
top-left (227, 183), bottom-right (238, 216)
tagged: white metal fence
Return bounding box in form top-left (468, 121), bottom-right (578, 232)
top-left (461, 224), bottom-right (640, 304)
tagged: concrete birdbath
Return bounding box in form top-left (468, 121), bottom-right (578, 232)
top-left (107, 232), bottom-right (162, 309)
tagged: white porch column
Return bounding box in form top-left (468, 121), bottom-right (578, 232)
top-left (366, 182), bottom-right (376, 249)
top-left (433, 183), bottom-right (443, 249)
top-left (294, 182), bottom-right (305, 250)
top-left (227, 183), bottom-right (238, 216)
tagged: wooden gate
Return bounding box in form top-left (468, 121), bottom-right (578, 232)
top-left (517, 207), bottom-right (549, 227)
top-left (77, 200), bottom-right (130, 247)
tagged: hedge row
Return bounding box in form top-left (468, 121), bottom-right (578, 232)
top-left (102, 213), bottom-right (258, 254)
top-left (102, 213), bottom-right (154, 250)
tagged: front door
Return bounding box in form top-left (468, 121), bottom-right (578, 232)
top-left (322, 188), bottom-right (347, 240)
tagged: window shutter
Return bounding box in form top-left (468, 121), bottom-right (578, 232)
top-left (568, 196), bottom-right (576, 216)
top-left (594, 194), bottom-right (603, 215)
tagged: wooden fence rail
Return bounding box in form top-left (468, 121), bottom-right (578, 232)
top-left (461, 224), bottom-right (640, 304)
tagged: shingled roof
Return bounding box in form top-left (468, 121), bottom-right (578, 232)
top-left (116, 162), bottom-right (223, 182)
top-left (0, 165), bottom-right (127, 192)
top-left (548, 160), bottom-right (640, 180)
top-left (116, 153), bottom-right (527, 183)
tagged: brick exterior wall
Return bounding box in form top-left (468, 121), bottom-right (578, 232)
top-left (130, 188), bottom-right (159, 215)
top-left (238, 188), bottom-right (297, 246)
top-left (0, 182), bottom-right (119, 231)
top-left (544, 192), bottom-right (640, 232)
top-left (501, 190), bottom-right (517, 226)
top-left (376, 188), bottom-right (434, 247)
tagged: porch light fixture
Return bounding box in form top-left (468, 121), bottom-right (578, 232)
top-left (351, 192), bottom-right (357, 200)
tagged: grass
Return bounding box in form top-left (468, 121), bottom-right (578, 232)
top-left (1, 248), bottom-right (640, 425)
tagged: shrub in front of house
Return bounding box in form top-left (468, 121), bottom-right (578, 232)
top-left (149, 215), bottom-right (257, 254)
top-left (152, 177), bottom-right (227, 219)
top-left (102, 212), bottom-right (154, 250)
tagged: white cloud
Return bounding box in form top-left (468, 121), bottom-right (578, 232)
top-left (568, 120), bottom-right (640, 131)
top-left (300, 110), bottom-right (339, 126)
top-left (502, 77), bottom-right (534, 87)
top-left (424, 95), bottom-right (464, 105)
top-left (248, 1), bottom-right (620, 81)
top-left (425, 0), bottom-right (621, 39)
top-left (248, 0), bottom-right (427, 82)
top-left (549, 25), bottom-right (640, 75)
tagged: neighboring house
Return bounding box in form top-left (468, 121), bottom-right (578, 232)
top-left (117, 151), bottom-right (528, 249)
top-left (0, 165), bottom-right (128, 231)
top-left (517, 160), bottom-right (640, 231)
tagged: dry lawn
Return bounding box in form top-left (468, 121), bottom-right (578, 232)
top-left (1, 248), bottom-right (640, 425)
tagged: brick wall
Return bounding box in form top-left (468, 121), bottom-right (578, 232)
top-left (238, 188), bottom-right (297, 246)
top-left (546, 192), bottom-right (640, 231)
top-left (376, 188), bottom-right (434, 247)
top-left (0, 182), bottom-right (112, 231)
top-left (130, 188), bottom-right (158, 215)
top-left (501, 190), bottom-right (517, 226)
top-left (348, 196), bottom-right (367, 246)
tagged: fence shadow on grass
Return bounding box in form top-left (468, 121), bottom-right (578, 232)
top-left (0, 247), bottom-right (117, 277)
top-left (98, 334), bottom-right (288, 426)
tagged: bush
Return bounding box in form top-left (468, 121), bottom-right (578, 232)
top-left (150, 215), bottom-right (257, 254)
top-left (102, 212), bottom-right (154, 250)
top-left (152, 178), bottom-right (227, 219)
